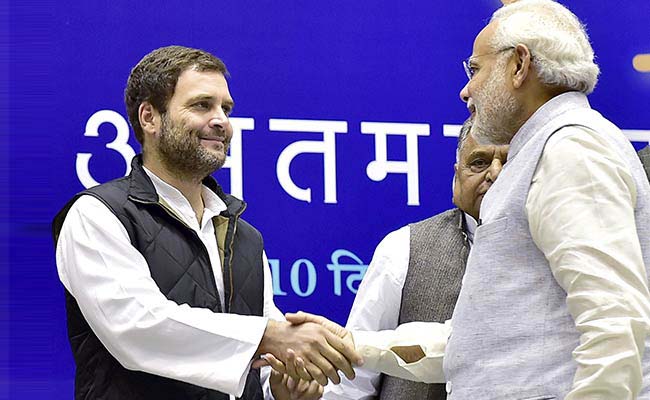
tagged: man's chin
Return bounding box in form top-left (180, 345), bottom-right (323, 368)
top-left (203, 143), bottom-right (228, 159)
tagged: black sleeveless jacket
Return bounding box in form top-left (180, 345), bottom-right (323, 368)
top-left (53, 156), bottom-right (265, 400)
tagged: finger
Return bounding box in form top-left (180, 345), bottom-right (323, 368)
top-left (269, 369), bottom-right (293, 400)
top-left (303, 360), bottom-right (330, 386)
top-left (284, 311), bottom-right (308, 325)
top-left (294, 356), bottom-right (311, 383)
top-left (263, 353), bottom-right (287, 374)
top-left (292, 347), bottom-right (331, 386)
top-left (330, 330), bottom-right (364, 366)
top-left (288, 349), bottom-right (313, 383)
top-left (307, 380), bottom-right (324, 398)
top-left (251, 357), bottom-right (269, 369)
top-left (295, 379), bottom-right (324, 400)
top-left (319, 332), bottom-right (358, 380)
top-left (269, 368), bottom-right (284, 385)
top-left (285, 311), bottom-right (328, 325)
top-left (286, 375), bottom-right (296, 391)
top-left (304, 351), bottom-right (341, 385)
top-left (295, 378), bottom-right (309, 393)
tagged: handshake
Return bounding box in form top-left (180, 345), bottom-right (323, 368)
top-left (254, 311), bottom-right (364, 399)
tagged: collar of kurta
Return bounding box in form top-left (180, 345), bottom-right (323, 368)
top-left (126, 154), bottom-right (245, 218)
top-left (509, 91), bottom-right (591, 160)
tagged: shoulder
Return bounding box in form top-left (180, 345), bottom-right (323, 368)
top-left (84, 175), bottom-right (132, 197)
top-left (235, 216), bottom-right (263, 243)
top-left (410, 208), bottom-right (461, 232)
top-left (543, 126), bottom-right (631, 170)
top-left (374, 224), bottom-right (410, 254)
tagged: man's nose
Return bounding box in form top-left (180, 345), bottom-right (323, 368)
top-left (459, 82), bottom-right (470, 103)
top-left (209, 109), bottom-right (229, 130)
top-left (486, 159), bottom-right (503, 183)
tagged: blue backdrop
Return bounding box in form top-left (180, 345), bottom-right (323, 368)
top-left (4, 1), bottom-right (650, 398)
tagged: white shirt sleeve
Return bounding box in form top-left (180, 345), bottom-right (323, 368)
top-left (323, 226), bottom-right (409, 400)
top-left (261, 250), bottom-right (285, 400)
top-left (56, 195), bottom-right (271, 397)
top-left (352, 321), bottom-right (450, 384)
top-left (526, 126), bottom-right (650, 400)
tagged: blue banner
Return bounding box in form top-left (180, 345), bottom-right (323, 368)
top-left (4, 1), bottom-right (650, 398)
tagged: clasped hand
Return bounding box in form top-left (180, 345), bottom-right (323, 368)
top-left (255, 311), bottom-right (363, 396)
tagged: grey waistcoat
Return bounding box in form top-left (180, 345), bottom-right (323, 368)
top-left (380, 208), bottom-right (469, 400)
top-left (639, 146), bottom-right (650, 180)
top-left (443, 92), bottom-right (650, 400)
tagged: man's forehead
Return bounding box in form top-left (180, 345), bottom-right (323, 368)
top-left (472, 22), bottom-right (498, 55)
top-left (176, 69), bottom-right (228, 88)
top-left (173, 69), bottom-right (232, 100)
top-left (460, 133), bottom-right (479, 156)
top-left (461, 134), bottom-right (508, 157)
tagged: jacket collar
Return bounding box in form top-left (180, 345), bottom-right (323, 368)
top-left (509, 91), bottom-right (590, 160)
top-left (126, 154), bottom-right (246, 217)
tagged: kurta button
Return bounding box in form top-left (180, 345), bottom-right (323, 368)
top-left (446, 381), bottom-right (452, 394)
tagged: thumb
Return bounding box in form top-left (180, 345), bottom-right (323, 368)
top-left (285, 311), bottom-right (311, 325)
top-left (252, 357), bottom-right (269, 369)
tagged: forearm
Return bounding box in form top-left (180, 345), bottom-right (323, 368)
top-left (351, 321), bottom-right (450, 383)
top-left (563, 271), bottom-right (649, 400)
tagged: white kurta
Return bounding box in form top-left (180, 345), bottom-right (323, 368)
top-left (324, 214), bottom-right (475, 399)
top-left (329, 126), bottom-right (650, 399)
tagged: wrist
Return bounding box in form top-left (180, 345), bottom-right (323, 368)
top-left (257, 319), bottom-right (288, 357)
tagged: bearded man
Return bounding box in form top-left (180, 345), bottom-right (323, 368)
top-left (445, 0), bottom-right (650, 398)
top-left (278, 1), bottom-right (650, 399)
top-left (52, 46), bottom-right (360, 400)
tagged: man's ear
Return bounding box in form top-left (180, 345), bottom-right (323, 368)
top-left (138, 101), bottom-right (161, 138)
top-left (512, 44), bottom-right (533, 89)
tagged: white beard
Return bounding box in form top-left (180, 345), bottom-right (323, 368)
top-left (473, 57), bottom-right (520, 145)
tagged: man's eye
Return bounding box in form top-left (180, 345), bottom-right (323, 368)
top-left (222, 106), bottom-right (232, 115)
top-left (469, 159), bottom-right (488, 172)
top-left (194, 101), bottom-right (210, 109)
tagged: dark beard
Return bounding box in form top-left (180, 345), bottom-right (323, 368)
top-left (157, 115), bottom-right (227, 182)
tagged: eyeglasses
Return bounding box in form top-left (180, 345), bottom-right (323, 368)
top-left (462, 47), bottom-right (515, 80)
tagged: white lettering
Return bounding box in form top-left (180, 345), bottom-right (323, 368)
top-left (270, 119), bottom-right (347, 203)
top-left (361, 121), bottom-right (430, 206)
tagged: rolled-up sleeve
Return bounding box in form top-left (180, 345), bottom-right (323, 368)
top-left (353, 320), bottom-right (450, 384)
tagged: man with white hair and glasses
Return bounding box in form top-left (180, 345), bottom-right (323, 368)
top-left (447, 0), bottom-right (650, 398)
top-left (267, 1), bottom-right (650, 398)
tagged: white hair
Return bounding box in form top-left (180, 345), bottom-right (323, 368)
top-left (490, 0), bottom-right (600, 94)
top-left (456, 117), bottom-right (473, 162)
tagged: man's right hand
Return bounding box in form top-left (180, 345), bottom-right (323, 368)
top-left (256, 318), bottom-right (363, 386)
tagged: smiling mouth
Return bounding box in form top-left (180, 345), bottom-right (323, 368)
top-left (199, 136), bottom-right (225, 143)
